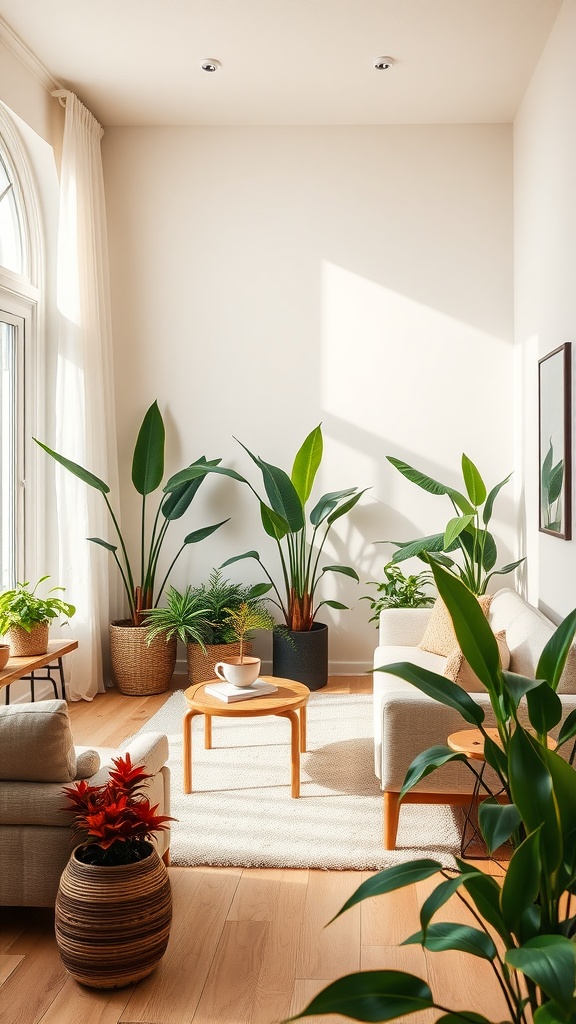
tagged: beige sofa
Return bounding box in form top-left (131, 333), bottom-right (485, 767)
top-left (0, 700), bottom-right (170, 906)
top-left (373, 588), bottom-right (576, 849)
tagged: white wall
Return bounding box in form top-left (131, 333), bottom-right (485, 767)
top-left (103, 124), bottom-right (515, 671)
top-left (514, 0), bottom-right (576, 622)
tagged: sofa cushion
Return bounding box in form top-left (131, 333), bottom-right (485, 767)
top-left (374, 644), bottom-right (446, 682)
top-left (0, 780), bottom-right (75, 827)
top-left (444, 630), bottom-right (511, 692)
top-left (419, 595), bottom-right (492, 657)
top-left (74, 748), bottom-right (101, 779)
top-left (0, 700), bottom-right (76, 782)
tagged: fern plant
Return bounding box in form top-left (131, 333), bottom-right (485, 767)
top-left (188, 569), bottom-right (272, 644)
top-left (142, 586), bottom-right (210, 646)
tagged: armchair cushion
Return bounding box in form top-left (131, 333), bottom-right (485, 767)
top-left (0, 700), bottom-right (77, 782)
top-left (419, 594), bottom-right (492, 657)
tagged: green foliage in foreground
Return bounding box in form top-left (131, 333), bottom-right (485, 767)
top-left (289, 564), bottom-right (576, 1024)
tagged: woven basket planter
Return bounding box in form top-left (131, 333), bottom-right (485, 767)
top-left (110, 621), bottom-right (176, 696)
top-left (186, 640), bottom-right (253, 684)
top-left (7, 622), bottom-right (49, 657)
top-left (55, 844), bottom-right (172, 989)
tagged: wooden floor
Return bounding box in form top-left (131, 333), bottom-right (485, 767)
top-left (0, 676), bottom-right (508, 1024)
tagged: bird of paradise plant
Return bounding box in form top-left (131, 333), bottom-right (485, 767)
top-left (164, 424), bottom-right (367, 631)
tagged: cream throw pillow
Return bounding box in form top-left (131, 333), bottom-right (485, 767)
top-left (444, 630), bottom-right (510, 692)
top-left (419, 594), bottom-right (493, 657)
top-left (0, 700), bottom-right (77, 782)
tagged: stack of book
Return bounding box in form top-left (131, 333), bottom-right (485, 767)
top-left (204, 679), bottom-right (278, 703)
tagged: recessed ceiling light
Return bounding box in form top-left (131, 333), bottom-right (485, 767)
top-left (201, 58), bottom-right (221, 73)
top-left (374, 56), bottom-right (395, 70)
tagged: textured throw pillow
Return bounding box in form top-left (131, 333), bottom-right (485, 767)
top-left (444, 630), bottom-right (510, 692)
top-left (74, 748), bottom-right (101, 779)
top-left (0, 699), bottom-right (77, 782)
top-left (419, 594), bottom-right (493, 657)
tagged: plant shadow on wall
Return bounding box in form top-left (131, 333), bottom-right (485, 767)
top-left (163, 424), bottom-right (368, 689)
top-left (289, 561), bottom-right (576, 1024)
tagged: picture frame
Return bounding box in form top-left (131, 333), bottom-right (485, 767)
top-left (538, 342), bottom-right (572, 539)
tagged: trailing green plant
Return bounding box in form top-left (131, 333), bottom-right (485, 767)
top-left (385, 453), bottom-right (525, 595)
top-left (34, 402), bottom-right (228, 626)
top-left (164, 424), bottom-right (367, 632)
top-left (362, 562), bottom-right (434, 624)
top-left (142, 586), bottom-right (211, 647)
top-left (184, 569), bottom-right (273, 645)
top-left (0, 576), bottom-right (76, 635)
top-left (290, 563), bottom-right (576, 1024)
top-left (541, 439), bottom-right (564, 533)
top-left (222, 601), bottom-right (276, 662)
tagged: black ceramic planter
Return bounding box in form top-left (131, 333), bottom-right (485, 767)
top-left (272, 621), bottom-right (328, 691)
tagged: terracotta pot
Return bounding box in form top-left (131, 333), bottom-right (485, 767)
top-left (55, 843), bottom-right (172, 989)
top-left (0, 644), bottom-right (10, 670)
top-left (186, 640), bottom-right (253, 684)
top-left (109, 621), bottom-right (176, 696)
top-left (7, 622), bottom-right (49, 657)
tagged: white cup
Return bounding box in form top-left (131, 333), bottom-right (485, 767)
top-left (214, 656), bottom-right (262, 688)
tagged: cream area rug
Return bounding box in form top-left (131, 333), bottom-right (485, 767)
top-left (129, 689), bottom-right (461, 871)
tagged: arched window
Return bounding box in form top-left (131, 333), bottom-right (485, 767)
top-left (0, 110), bottom-right (41, 589)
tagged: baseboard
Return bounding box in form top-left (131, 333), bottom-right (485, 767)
top-left (175, 657), bottom-right (372, 677)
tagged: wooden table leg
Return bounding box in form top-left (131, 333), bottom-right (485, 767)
top-left (299, 704), bottom-right (307, 752)
top-left (204, 713), bottom-right (212, 749)
top-left (278, 709), bottom-right (301, 798)
top-left (183, 708), bottom-right (201, 794)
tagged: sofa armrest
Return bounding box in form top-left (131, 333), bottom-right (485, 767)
top-left (89, 732), bottom-right (169, 787)
top-left (378, 608), bottom-right (432, 647)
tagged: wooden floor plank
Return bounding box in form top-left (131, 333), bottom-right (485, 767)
top-left (424, 949), bottom-right (510, 1020)
top-left (289, 979), bottom-right (345, 1024)
top-left (0, 913), bottom-right (67, 1024)
top-left (0, 954), bottom-right (25, 988)
top-left (296, 870), bottom-right (362, 980)
top-left (360, 872), bottom-right (422, 946)
top-left (191, 920), bottom-right (269, 1024)
top-left (119, 866), bottom-right (242, 1024)
top-left (361, 946), bottom-right (435, 1024)
top-left (37, 979), bottom-right (134, 1024)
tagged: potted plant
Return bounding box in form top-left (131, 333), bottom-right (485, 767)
top-left (212, 600), bottom-right (277, 686)
top-left (290, 563), bottom-right (576, 1024)
top-left (385, 453), bottom-right (525, 595)
top-left (164, 425), bottom-right (367, 690)
top-left (0, 576), bottom-right (75, 657)
top-left (361, 562), bottom-right (434, 625)
top-left (56, 752), bottom-right (174, 989)
top-left (35, 401), bottom-right (228, 695)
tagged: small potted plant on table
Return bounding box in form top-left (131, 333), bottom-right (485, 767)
top-left (0, 576), bottom-right (75, 657)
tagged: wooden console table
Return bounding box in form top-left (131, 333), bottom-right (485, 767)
top-left (0, 639), bottom-right (78, 704)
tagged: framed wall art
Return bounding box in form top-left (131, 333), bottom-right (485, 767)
top-left (538, 341), bottom-right (572, 539)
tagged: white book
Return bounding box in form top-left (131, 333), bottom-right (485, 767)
top-left (204, 679), bottom-right (278, 703)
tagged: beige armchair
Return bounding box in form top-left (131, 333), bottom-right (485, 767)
top-left (0, 699), bottom-right (170, 906)
top-left (373, 588), bottom-right (576, 849)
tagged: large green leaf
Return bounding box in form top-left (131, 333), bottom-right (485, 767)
top-left (310, 488), bottom-right (357, 526)
top-left (183, 520), bottom-right (229, 545)
top-left (478, 799), bottom-right (521, 855)
top-left (501, 670), bottom-right (547, 710)
top-left (534, 1001), bottom-right (575, 1024)
top-left (260, 502), bottom-right (290, 540)
top-left (548, 461), bottom-right (564, 504)
top-left (483, 472), bottom-right (513, 525)
top-left (541, 441), bottom-right (554, 490)
top-left (508, 727), bottom-right (562, 877)
top-left (377, 663), bottom-right (485, 726)
top-left (483, 558), bottom-right (526, 589)
top-left (536, 609), bottom-right (576, 692)
top-left (132, 400), bottom-right (165, 495)
top-left (435, 1015), bottom-right (495, 1024)
top-left (500, 827), bottom-right (542, 933)
top-left (459, 527), bottom-right (497, 573)
top-left (419, 874), bottom-right (478, 937)
top-left (236, 440), bottom-right (304, 532)
top-left (387, 457), bottom-right (475, 514)
top-left (541, 746), bottom-right (576, 851)
top-left (291, 424), bottom-right (323, 505)
top-left (403, 923), bottom-right (497, 961)
top-left (430, 562), bottom-right (500, 693)
top-left (320, 564), bottom-right (360, 582)
top-left (87, 537), bottom-right (117, 552)
top-left (557, 707), bottom-right (576, 749)
top-left (456, 860), bottom-right (513, 945)
top-left (161, 458), bottom-right (221, 520)
top-left (329, 860), bottom-right (443, 922)
top-left (164, 463), bottom-right (247, 491)
top-left (221, 551), bottom-right (261, 569)
top-left (505, 936), bottom-right (576, 1011)
top-left (400, 745), bottom-right (470, 799)
top-left (287, 970), bottom-right (434, 1022)
top-left (390, 534), bottom-right (448, 564)
top-left (526, 682), bottom-right (563, 736)
top-left (326, 488), bottom-right (368, 526)
top-left (444, 515), bottom-right (474, 550)
top-left (34, 439), bottom-right (110, 493)
top-left (462, 454), bottom-right (486, 507)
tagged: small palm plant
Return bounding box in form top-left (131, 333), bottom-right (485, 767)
top-left (223, 602), bottom-right (276, 663)
top-left (142, 586), bottom-right (210, 647)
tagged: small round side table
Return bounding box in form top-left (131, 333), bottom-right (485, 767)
top-left (182, 677), bottom-right (310, 798)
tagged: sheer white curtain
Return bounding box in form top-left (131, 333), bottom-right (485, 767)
top-left (51, 89), bottom-right (121, 700)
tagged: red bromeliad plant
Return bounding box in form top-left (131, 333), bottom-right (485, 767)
top-left (63, 754), bottom-right (173, 866)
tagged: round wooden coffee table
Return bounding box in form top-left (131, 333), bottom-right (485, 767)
top-left (182, 677), bottom-right (310, 798)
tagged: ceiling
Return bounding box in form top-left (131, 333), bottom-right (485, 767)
top-left (0, 0), bottom-right (563, 127)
